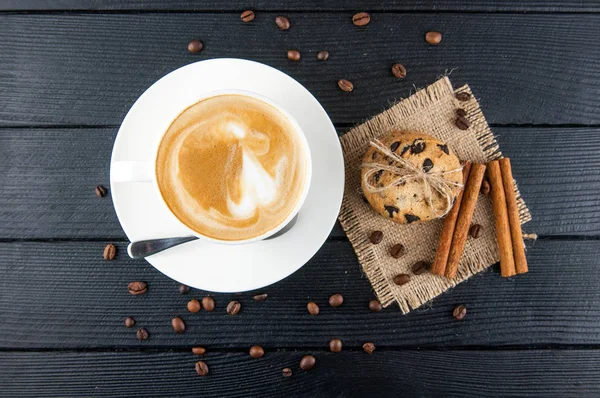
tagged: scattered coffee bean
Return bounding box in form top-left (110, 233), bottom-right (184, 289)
top-left (363, 342), bottom-right (376, 354)
top-left (456, 108), bottom-right (467, 117)
top-left (253, 293), bottom-right (268, 302)
top-left (249, 345), bottom-right (265, 358)
top-left (469, 224), bottom-right (482, 239)
top-left (124, 316), bottom-right (135, 328)
top-left (240, 10), bottom-right (255, 22)
top-left (352, 12), bottom-right (370, 26)
top-left (329, 293), bottom-right (344, 307)
top-left (103, 244), bottom-right (116, 260)
top-left (391, 63), bottom-right (407, 79)
top-left (480, 180), bottom-right (491, 195)
top-left (369, 230), bottom-right (384, 244)
top-left (338, 79), bottom-right (354, 92)
top-left (369, 300), bottom-right (383, 312)
top-left (300, 355), bottom-right (316, 370)
top-left (187, 299), bottom-right (201, 313)
top-left (136, 328), bottom-right (149, 341)
top-left (282, 367), bottom-right (293, 377)
top-left (171, 316), bottom-right (186, 334)
top-left (202, 296), bottom-right (215, 311)
top-left (195, 361), bottom-right (209, 376)
top-left (393, 274), bottom-right (410, 286)
top-left (192, 346), bottom-right (206, 355)
top-left (187, 39), bottom-right (204, 53)
top-left (456, 92), bottom-right (471, 101)
top-left (317, 50), bottom-right (329, 61)
top-left (455, 116), bottom-right (471, 130)
top-left (287, 50), bottom-right (301, 61)
top-left (453, 305), bottom-right (467, 320)
top-left (411, 261), bottom-right (429, 275)
top-left (390, 243), bottom-right (405, 259)
top-left (95, 185), bottom-right (107, 198)
top-left (329, 338), bottom-right (342, 352)
top-left (275, 16), bottom-right (290, 30)
top-left (128, 281), bottom-right (148, 295)
top-left (307, 301), bottom-right (320, 316)
top-left (178, 284), bottom-right (190, 294)
top-left (226, 300), bottom-right (241, 315)
top-left (425, 31), bottom-right (442, 45)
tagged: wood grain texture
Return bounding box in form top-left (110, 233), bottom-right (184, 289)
top-left (1, 127), bottom-right (597, 239)
top-left (2, 1), bottom-right (599, 12)
top-left (1, 239), bottom-right (599, 349)
top-left (2, 350), bottom-right (600, 397)
top-left (1, 13), bottom-right (600, 126)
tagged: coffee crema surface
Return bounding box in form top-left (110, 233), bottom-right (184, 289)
top-left (156, 95), bottom-right (307, 241)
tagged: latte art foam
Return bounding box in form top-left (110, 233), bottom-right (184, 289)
top-left (156, 95), bottom-right (307, 241)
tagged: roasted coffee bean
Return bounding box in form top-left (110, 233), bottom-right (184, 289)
top-left (202, 296), bottom-right (215, 311)
top-left (187, 39), bottom-right (204, 53)
top-left (253, 293), bottom-right (268, 302)
top-left (425, 31), bottom-right (442, 45)
top-left (391, 63), bottom-right (407, 79)
top-left (368, 300), bottom-right (383, 312)
top-left (456, 108), bottom-right (467, 117)
top-left (338, 79), bottom-right (354, 92)
top-left (469, 224), bottom-right (482, 239)
top-left (390, 243), bottom-right (405, 259)
top-left (95, 185), bottom-right (107, 198)
top-left (192, 346), bottom-right (206, 355)
top-left (455, 116), bottom-right (470, 130)
top-left (317, 50), bottom-right (329, 61)
top-left (369, 230), bottom-right (384, 244)
top-left (136, 328), bottom-right (149, 341)
top-left (287, 50), bottom-right (301, 61)
top-left (179, 284), bottom-right (190, 294)
top-left (226, 300), bottom-right (241, 315)
top-left (393, 274), bottom-right (411, 286)
top-left (329, 293), bottom-right (344, 307)
top-left (480, 180), bottom-right (491, 195)
top-left (171, 316), bottom-right (186, 333)
top-left (307, 301), bottom-right (320, 316)
top-left (363, 342), bottom-right (376, 354)
top-left (453, 305), bottom-right (467, 320)
top-left (352, 12), bottom-right (370, 26)
top-left (240, 10), bottom-right (255, 22)
top-left (195, 361), bottom-right (209, 376)
top-left (128, 281), bottom-right (148, 295)
top-left (456, 92), bottom-right (471, 101)
top-left (275, 16), bottom-right (290, 30)
top-left (329, 338), bottom-right (342, 353)
top-left (103, 244), bottom-right (116, 260)
top-left (187, 299), bottom-right (201, 313)
top-left (124, 316), bottom-right (135, 328)
top-left (411, 261), bottom-right (429, 275)
top-left (300, 355), bottom-right (316, 370)
top-left (249, 345), bottom-right (265, 358)
top-left (282, 368), bottom-right (293, 377)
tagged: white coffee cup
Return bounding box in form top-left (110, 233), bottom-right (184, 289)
top-left (112, 89), bottom-right (312, 245)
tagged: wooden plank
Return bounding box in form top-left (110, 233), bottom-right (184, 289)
top-left (1, 127), bottom-right (597, 239)
top-left (2, 350), bottom-right (599, 397)
top-left (2, 1), bottom-right (599, 12)
top-left (1, 13), bottom-right (599, 126)
top-left (1, 239), bottom-right (599, 349)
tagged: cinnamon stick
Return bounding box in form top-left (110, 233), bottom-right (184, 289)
top-left (445, 163), bottom-right (487, 279)
top-left (432, 162), bottom-right (472, 276)
top-left (499, 158), bottom-right (528, 274)
top-left (487, 160), bottom-right (516, 277)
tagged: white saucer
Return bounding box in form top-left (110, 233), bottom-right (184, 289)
top-left (110, 58), bottom-right (344, 292)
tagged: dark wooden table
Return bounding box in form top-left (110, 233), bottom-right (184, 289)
top-left (1, 1), bottom-right (600, 396)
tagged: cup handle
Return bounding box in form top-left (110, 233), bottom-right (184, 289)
top-left (112, 161), bottom-right (153, 183)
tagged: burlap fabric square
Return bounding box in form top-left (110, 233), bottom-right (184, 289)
top-left (338, 77), bottom-right (532, 313)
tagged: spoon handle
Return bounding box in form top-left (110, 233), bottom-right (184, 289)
top-left (127, 236), bottom-right (198, 259)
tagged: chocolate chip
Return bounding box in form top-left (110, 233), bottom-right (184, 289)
top-left (202, 296), bottom-right (215, 311)
top-left (404, 214), bottom-right (420, 223)
top-left (128, 281), bottom-right (147, 295)
top-left (136, 328), bottom-right (149, 341)
top-left (240, 10), bottom-right (255, 22)
top-left (371, 151), bottom-right (377, 160)
top-left (456, 92), bottom-right (471, 101)
top-left (352, 12), bottom-right (370, 26)
top-left (300, 355), bottom-right (316, 370)
top-left (453, 305), bottom-right (467, 320)
top-left (275, 16), bottom-right (290, 30)
top-left (329, 293), bottom-right (344, 307)
top-left (103, 244), bottom-right (116, 260)
top-left (124, 317), bottom-right (135, 328)
top-left (437, 144), bottom-right (449, 155)
top-left (307, 302), bottom-right (320, 316)
top-left (195, 361), bottom-right (209, 376)
top-left (390, 243), bottom-right (405, 259)
top-left (171, 316), bottom-right (185, 333)
top-left (363, 342), bottom-right (376, 354)
top-left (95, 185), bottom-right (107, 198)
top-left (253, 293), bottom-right (268, 302)
top-left (192, 347), bottom-right (206, 355)
top-left (282, 368), bottom-right (293, 377)
top-left (369, 230), bottom-right (384, 244)
top-left (455, 116), bottom-right (471, 130)
top-left (384, 205), bottom-right (399, 218)
top-left (400, 145), bottom-right (411, 157)
top-left (393, 274), bottom-right (411, 285)
top-left (226, 301), bottom-right (241, 315)
top-left (469, 224), bottom-right (482, 239)
top-left (411, 261), bottom-right (429, 275)
top-left (368, 300), bottom-right (383, 312)
top-left (390, 141), bottom-right (400, 152)
top-left (422, 158), bottom-right (434, 173)
top-left (374, 170), bottom-right (383, 183)
top-left (411, 139), bottom-right (426, 154)
top-left (456, 108), bottom-right (467, 117)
